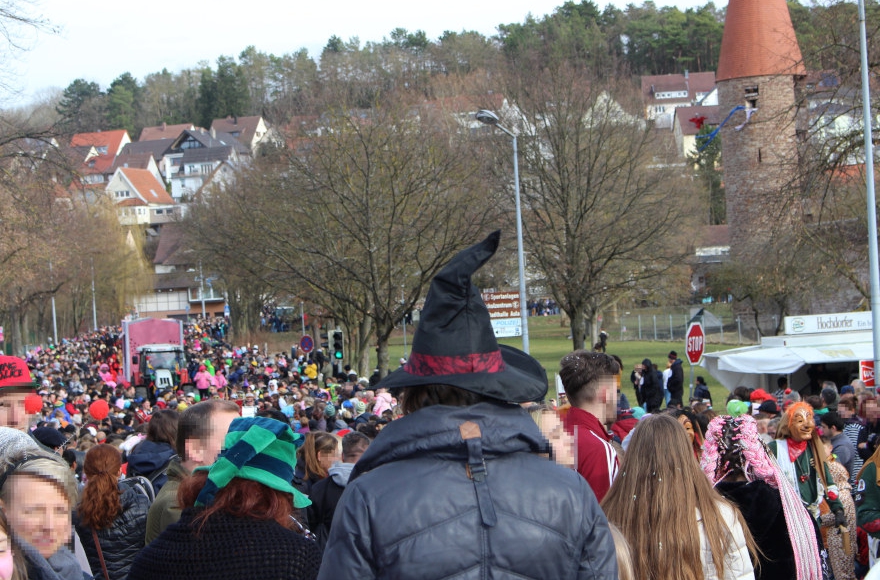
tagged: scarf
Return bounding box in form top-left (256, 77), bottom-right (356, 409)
top-left (15, 534), bottom-right (84, 580)
top-left (787, 438), bottom-right (808, 462)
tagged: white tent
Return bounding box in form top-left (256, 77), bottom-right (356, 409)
top-left (701, 330), bottom-right (872, 391)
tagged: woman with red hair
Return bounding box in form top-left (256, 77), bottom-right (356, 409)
top-left (74, 445), bottom-right (149, 580)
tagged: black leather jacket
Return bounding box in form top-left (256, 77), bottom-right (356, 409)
top-left (317, 401), bottom-right (618, 580)
top-left (75, 486), bottom-right (150, 580)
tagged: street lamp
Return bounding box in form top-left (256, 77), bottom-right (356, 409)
top-left (857, 0), bottom-right (880, 380)
top-left (475, 109), bottom-right (530, 353)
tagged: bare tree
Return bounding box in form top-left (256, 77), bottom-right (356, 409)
top-left (187, 90), bottom-right (499, 375)
top-left (499, 62), bottom-right (700, 350)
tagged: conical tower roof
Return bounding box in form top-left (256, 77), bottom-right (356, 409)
top-left (717, 0), bottom-right (806, 82)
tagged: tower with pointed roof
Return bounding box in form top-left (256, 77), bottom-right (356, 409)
top-left (717, 0), bottom-right (806, 255)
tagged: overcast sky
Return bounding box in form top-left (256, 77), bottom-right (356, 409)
top-left (5, 0), bottom-right (724, 105)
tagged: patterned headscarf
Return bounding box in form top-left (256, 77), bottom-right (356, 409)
top-left (194, 416), bottom-right (310, 509)
top-left (701, 414), bottom-right (822, 580)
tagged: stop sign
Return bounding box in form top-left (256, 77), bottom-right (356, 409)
top-left (685, 322), bottom-right (705, 365)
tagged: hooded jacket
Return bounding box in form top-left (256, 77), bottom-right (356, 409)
top-left (316, 401), bottom-right (617, 580)
top-left (307, 461), bottom-right (356, 551)
top-left (125, 440), bottom-right (177, 493)
top-left (75, 486), bottom-right (150, 580)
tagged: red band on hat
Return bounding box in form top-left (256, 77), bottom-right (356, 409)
top-left (405, 350), bottom-right (506, 376)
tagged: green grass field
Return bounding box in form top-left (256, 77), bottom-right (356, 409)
top-left (267, 314), bottom-right (740, 407)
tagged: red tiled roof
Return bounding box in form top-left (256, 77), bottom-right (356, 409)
top-left (82, 154), bottom-right (116, 175)
top-left (674, 105), bottom-right (721, 136)
top-left (717, 0), bottom-right (806, 82)
top-left (120, 168), bottom-right (174, 205)
top-left (70, 130), bottom-right (129, 156)
top-left (139, 123), bottom-right (194, 142)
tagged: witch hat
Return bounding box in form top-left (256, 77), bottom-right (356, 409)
top-left (378, 231), bottom-right (548, 403)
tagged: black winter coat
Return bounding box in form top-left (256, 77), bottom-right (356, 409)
top-left (641, 358), bottom-right (663, 412)
top-left (716, 480), bottom-right (795, 580)
top-left (75, 486), bottom-right (150, 580)
top-left (667, 359), bottom-right (684, 406)
top-left (316, 401), bottom-right (618, 580)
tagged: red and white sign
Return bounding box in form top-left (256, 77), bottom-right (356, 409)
top-left (861, 360), bottom-right (875, 387)
top-left (685, 322), bottom-right (705, 365)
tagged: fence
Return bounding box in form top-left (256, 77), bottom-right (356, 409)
top-left (597, 306), bottom-right (771, 345)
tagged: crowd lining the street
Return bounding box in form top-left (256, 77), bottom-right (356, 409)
top-left (1, 232), bottom-right (880, 579)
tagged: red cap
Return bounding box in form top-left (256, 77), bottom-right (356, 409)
top-left (750, 389), bottom-right (774, 402)
top-left (0, 356), bottom-right (36, 390)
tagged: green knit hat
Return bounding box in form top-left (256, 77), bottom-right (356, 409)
top-left (194, 416), bottom-right (310, 509)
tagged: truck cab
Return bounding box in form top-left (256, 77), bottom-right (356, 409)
top-left (135, 344), bottom-right (186, 395)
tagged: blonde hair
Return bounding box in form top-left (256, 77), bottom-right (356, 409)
top-left (602, 415), bottom-right (757, 580)
top-left (0, 451), bottom-right (79, 508)
top-left (608, 522), bottom-right (635, 580)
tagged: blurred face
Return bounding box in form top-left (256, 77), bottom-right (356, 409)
top-left (677, 415), bottom-right (695, 446)
top-left (865, 400), bottom-right (880, 421)
top-left (202, 410), bottom-right (239, 466)
top-left (0, 389), bottom-right (31, 430)
top-left (0, 527), bottom-right (13, 580)
top-left (539, 410), bottom-right (575, 468)
top-left (791, 410), bottom-right (814, 442)
top-left (318, 446), bottom-right (340, 472)
top-left (4, 475), bottom-right (70, 559)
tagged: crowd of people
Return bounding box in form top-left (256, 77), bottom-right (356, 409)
top-left (1, 232), bottom-right (880, 579)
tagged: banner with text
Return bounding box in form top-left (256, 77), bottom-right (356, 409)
top-left (784, 311), bottom-right (873, 335)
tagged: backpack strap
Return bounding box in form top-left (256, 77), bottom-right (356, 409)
top-left (460, 421), bottom-right (497, 527)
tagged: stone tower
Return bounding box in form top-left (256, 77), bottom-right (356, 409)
top-left (716, 0), bottom-right (806, 256)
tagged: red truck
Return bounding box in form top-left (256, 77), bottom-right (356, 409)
top-left (122, 318), bottom-right (185, 396)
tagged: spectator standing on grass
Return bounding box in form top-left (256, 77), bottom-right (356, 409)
top-left (666, 351), bottom-right (684, 409)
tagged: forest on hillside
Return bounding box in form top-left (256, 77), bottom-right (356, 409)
top-left (41, 0), bottom-right (880, 138)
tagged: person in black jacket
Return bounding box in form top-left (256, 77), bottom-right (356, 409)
top-left (666, 351), bottom-right (684, 408)
top-left (317, 232), bottom-right (617, 580)
top-left (639, 358), bottom-right (663, 413)
top-left (126, 410), bottom-right (178, 493)
top-left (307, 431), bottom-right (370, 550)
top-left (74, 445), bottom-right (149, 580)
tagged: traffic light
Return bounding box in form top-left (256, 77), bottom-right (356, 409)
top-left (332, 331), bottom-right (344, 360)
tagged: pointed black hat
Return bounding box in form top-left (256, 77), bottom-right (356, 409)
top-left (378, 231), bottom-right (548, 403)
